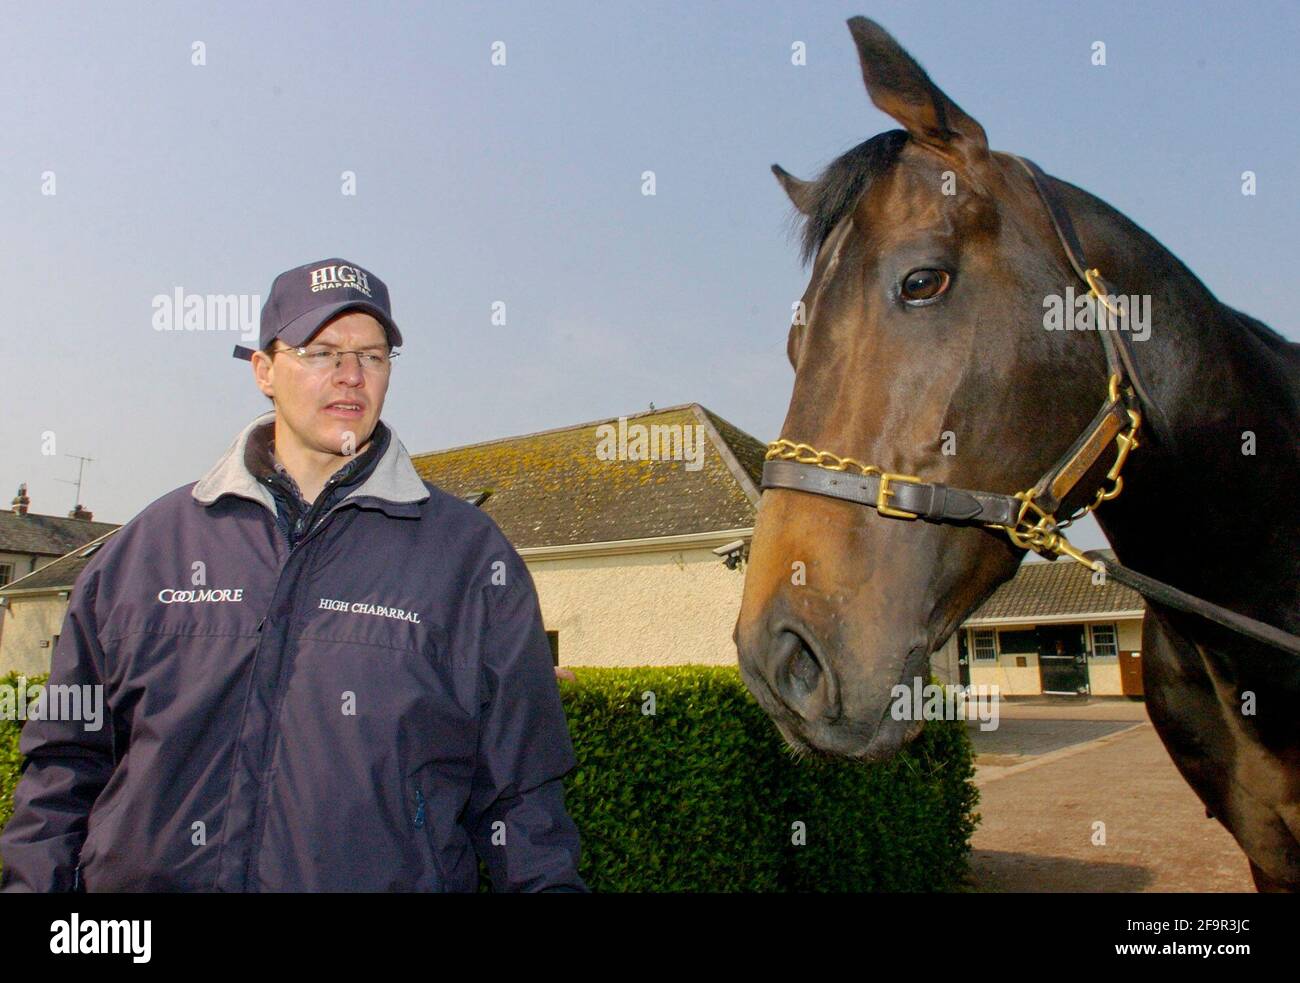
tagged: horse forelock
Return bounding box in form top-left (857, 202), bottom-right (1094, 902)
top-left (798, 129), bottom-right (909, 266)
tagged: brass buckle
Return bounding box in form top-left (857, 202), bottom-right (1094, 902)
top-left (766, 440), bottom-right (925, 520)
top-left (1088, 374), bottom-right (1142, 507)
top-left (876, 471), bottom-right (922, 519)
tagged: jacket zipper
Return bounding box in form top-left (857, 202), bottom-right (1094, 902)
top-left (238, 493), bottom-right (372, 891)
top-left (267, 467), bottom-right (348, 550)
top-left (410, 782), bottom-right (443, 892)
top-left (413, 788), bottom-right (426, 828)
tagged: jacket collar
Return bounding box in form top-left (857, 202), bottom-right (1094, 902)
top-left (192, 410), bottom-right (430, 517)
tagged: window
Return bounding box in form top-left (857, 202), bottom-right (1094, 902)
top-left (972, 629), bottom-right (997, 661)
top-left (997, 629), bottom-right (1038, 654)
top-left (545, 630), bottom-right (559, 666)
top-left (1090, 623), bottom-right (1118, 658)
top-left (0, 563), bottom-right (11, 587)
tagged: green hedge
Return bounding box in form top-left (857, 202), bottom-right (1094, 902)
top-left (0, 671), bottom-right (38, 875)
top-left (558, 666), bottom-right (977, 891)
top-left (1, 666), bottom-right (979, 890)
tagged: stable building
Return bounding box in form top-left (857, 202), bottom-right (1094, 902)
top-left (0, 484), bottom-right (116, 589)
top-left (0, 531), bottom-right (118, 677)
top-left (940, 552), bottom-right (1146, 697)
top-left (0, 485), bottom-right (119, 669)
top-left (410, 403), bottom-right (764, 667)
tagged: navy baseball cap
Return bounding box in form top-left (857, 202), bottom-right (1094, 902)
top-left (233, 257), bottom-right (403, 360)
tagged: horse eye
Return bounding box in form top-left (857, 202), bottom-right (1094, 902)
top-left (900, 269), bottom-right (951, 305)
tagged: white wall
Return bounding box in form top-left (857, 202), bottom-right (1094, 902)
top-left (527, 547), bottom-right (747, 667)
top-left (0, 594), bottom-right (67, 677)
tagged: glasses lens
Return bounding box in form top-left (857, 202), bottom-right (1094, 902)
top-left (297, 347), bottom-right (392, 371)
top-left (302, 346), bottom-right (338, 367)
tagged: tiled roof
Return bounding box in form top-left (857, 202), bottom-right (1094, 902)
top-left (0, 529), bottom-right (119, 594)
top-left (410, 403), bottom-right (766, 548)
top-left (967, 551), bottom-right (1144, 622)
top-left (700, 407), bottom-right (766, 489)
top-left (0, 509), bottom-right (120, 558)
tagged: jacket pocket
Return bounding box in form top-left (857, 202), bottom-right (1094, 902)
top-left (407, 766), bottom-right (445, 893)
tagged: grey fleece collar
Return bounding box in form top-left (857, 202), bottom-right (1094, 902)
top-left (192, 410), bottom-right (430, 515)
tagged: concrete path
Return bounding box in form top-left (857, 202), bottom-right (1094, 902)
top-left (962, 699), bottom-right (1255, 892)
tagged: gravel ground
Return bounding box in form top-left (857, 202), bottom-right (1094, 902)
top-left (961, 699), bottom-right (1256, 892)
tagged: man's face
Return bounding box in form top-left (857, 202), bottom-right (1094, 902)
top-left (253, 311), bottom-right (391, 457)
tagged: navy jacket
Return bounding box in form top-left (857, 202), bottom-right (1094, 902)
top-left (0, 411), bottom-right (586, 892)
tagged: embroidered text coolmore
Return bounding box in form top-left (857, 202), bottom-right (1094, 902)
top-left (158, 588), bottom-right (244, 603)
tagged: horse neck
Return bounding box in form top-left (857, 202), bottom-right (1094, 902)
top-left (1059, 182), bottom-right (1300, 612)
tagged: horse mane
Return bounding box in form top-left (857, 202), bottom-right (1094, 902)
top-left (1056, 173), bottom-right (1300, 384)
top-left (795, 129), bottom-right (909, 266)
top-left (1227, 305), bottom-right (1300, 362)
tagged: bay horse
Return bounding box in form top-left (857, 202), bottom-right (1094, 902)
top-left (734, 17), bottom-right (1300, 891)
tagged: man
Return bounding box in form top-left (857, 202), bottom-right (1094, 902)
top-left (0, 258), bottom-right (587, 892)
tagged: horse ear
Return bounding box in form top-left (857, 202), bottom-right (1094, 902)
top-left (772, 163), bottom-right (816, 214)
top-left (846, 17), bottom-right (989, 171)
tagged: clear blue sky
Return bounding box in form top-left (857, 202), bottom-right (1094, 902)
top-left (4, 0), bottom-right (1297, 553)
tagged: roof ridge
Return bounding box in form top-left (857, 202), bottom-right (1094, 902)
top-left (696, 406), bottom-right (765, 441)
top-left (691, 406), bottom-right (761, 506)
top-left (0, 509), bottom-right (118, 524)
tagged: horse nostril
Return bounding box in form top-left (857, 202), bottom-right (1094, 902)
top-left (772, 629), bottom-right (823, 700)
top-left (788, 640), bottom-right (822, 694)
top-left (753, 627), bottom-right (839, 727)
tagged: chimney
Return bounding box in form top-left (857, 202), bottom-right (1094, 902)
top-left (69, 504), bottom-right (94, 521)
top-left (11, 483), bottom-right (30, 516)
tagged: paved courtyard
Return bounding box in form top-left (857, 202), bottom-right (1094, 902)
top-left (962, 699), bottom-right (1256, 892)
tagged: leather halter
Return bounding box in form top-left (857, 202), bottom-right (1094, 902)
top-left (760, 155), bottom-right (1300, 656)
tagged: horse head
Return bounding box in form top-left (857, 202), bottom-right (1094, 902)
top-left (735, 17), bottom-right (1131, 760)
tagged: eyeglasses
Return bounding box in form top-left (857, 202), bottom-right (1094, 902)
top-left (271, 345), bottom-right (399, 373)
